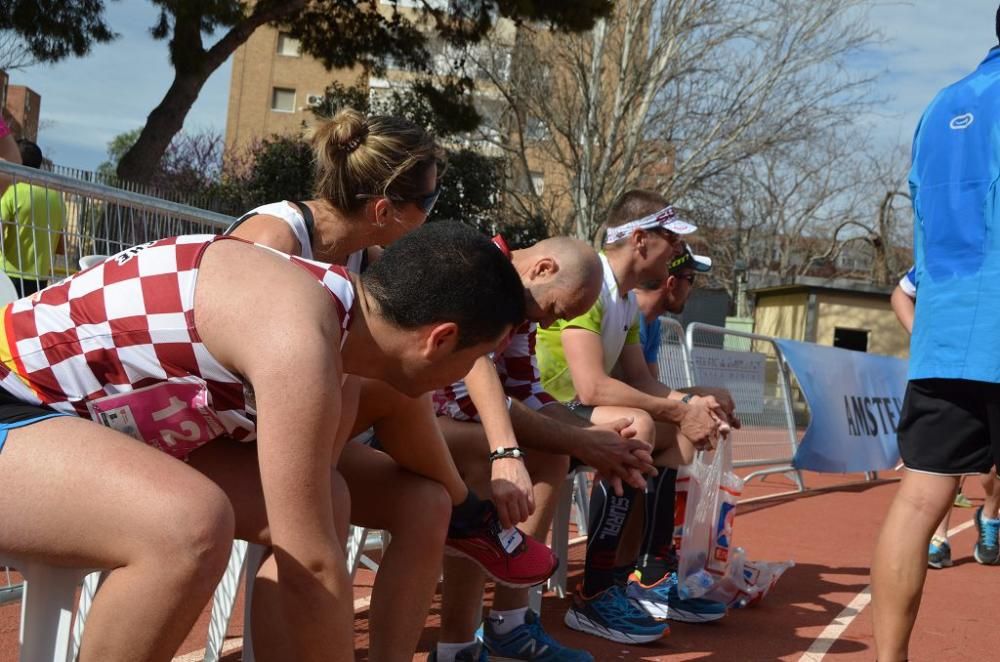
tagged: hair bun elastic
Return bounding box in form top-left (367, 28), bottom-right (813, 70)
top-left (338, 125), bottom-right (369, 153)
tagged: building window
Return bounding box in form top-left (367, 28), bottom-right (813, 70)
top-left (833, 327), bottom-right (869, 352)
top-left (530, 171), bottom-right (545, 195)
top-left (276, 33), bottom-right (301, 57)
top-left (271, 87), bottom-right (296, 113)
top-left (525, 117), bottom-right (549, 142)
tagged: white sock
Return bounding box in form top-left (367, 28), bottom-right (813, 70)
top-left (489, 607), bottom-right (528, 636)
top-left (436, 640), bottom-right (478, 662)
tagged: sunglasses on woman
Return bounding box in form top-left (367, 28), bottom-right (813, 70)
top-left (408, 182), bottom-right (442, 215)
top-left (358, 182), bottom-right (442, 216)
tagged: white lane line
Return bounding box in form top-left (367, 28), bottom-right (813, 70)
top-left (796, 518), bottom-right (976, 662)
top-left (798, 587), bottom-right (872, 662)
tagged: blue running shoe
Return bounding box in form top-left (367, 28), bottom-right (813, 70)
top-left (927, 536), bottom-right (953, 569)
top-left (428, 641), bottom-right (488, 662)
top-left (626, 571), bottom-right (727, 623)
top-left (974, 506), bottom-right (1000, 565)
top-left (563, 584), bottom-right (668, 644)
top-left (484, 609), bottom-right (593, 661)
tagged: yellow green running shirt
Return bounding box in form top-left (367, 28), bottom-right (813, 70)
top-left (536, 253), bottom-right (640, 402)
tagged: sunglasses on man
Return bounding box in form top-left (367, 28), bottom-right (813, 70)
top-left (675, 272), bottom-right (696, 284)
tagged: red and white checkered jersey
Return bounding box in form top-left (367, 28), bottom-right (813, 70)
top-left (0, 234), bottom-right (355, 459)
top-left (433, 234), bottom-right (555, 421)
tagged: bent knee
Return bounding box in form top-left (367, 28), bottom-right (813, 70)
top-left (156, 488), bottom-right (234, 578)
top-left (394, 478), bottom-right (452, 540)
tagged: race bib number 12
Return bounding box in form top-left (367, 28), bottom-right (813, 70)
top-left (88, 381), bottom-right (226, 459)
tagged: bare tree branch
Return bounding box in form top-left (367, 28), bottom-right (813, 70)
top-left (0, 31), bottom-right (39, 71)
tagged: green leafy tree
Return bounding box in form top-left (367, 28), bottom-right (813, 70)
top-left (1, 0), bottom-right (116, 61)
top-left (96, 128), bottom-right (142, 183)
top-left (3, 0), bottom-right (612, 184)
top-left (232, 134), bottom-right (314, 206)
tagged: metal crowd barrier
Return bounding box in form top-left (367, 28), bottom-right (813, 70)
top-left (681, 322), bottom-right (804, 490)
top-left (0, 161), bottom-right (234, 606)
top-left (0, 566), bottom-right (21, 605)
top-left (0, 161), bottom-right (232, 298)
top-left (655, 316), bottom-right (695, 389)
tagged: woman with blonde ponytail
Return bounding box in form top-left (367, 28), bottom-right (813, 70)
top-left (224, 110), bottom-right (549, 660)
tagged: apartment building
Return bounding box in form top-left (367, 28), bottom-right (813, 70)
top-left (0, 70), bottom-right (40, 142)
top-left (224, 1), bottom-right (473, 153)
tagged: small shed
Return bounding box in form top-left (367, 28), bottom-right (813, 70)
top-left (751, 276), bottom-right (909, 358)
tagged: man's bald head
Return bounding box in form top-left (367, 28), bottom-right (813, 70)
top-left (513, 236), bottom-right (603, 328)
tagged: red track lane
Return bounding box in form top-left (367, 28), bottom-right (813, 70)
top-left (2, 470), bottom-right (999, 661)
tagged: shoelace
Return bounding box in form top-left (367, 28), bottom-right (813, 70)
top-left (982, 517), bottom-right (1000, 548)
top-left (604, 586), bottom-right (649, 619)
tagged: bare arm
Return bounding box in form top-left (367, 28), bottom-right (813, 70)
top-left (0, 139), bottom-right (19, 165)
top-left (198, 241), bottom-right (352, 660)
top-left (245, 328), bottom-right (352, 661)
top-left (465, 354), bottom-right (534, 527)
top-left (227, 213), bottom-right (303, 255)
top-left (466, 354), bottom-right (521, 453)
top-left (563, 328), bottom-right (723, 449)
top-left (891, 285), bottom-right (915, 335)
top-left (562, 327), bottom-right (685, 422)
top-left (0, 120), bottom-right (19, 191)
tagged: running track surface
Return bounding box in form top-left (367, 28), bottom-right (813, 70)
top-left (2, 469), bottom-right (998, 661)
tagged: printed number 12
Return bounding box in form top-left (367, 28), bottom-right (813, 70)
top-left (152, 396), bottom-right (200, 446)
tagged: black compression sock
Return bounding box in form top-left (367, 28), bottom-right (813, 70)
top-left (635, 468), bottom-right (678, 584)
top-left (582, 479), bottom-right (638, 596)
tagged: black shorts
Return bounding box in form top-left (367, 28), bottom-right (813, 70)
top-left (897, 378), bottom-right (1000, 475)
top-left (0, 387), bottom-right (69, 452)
top-left (566, 401), bottom-right (595, 473)
top-left (566, 400), bottom-right (595, 422)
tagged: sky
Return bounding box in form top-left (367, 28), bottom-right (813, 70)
top-left (14, 2), bottom-right (233, 170)
top-left (9, 0), bottom-right (1000, 172)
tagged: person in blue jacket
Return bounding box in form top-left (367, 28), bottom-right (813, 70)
top-left (873, 12), bottom-right (1000, 660)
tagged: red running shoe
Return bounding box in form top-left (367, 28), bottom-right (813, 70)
top-left (446, 500), bottom-right (559, 588)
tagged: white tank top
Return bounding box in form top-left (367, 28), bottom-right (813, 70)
top-left (229, 201), bottom-right (366, 274)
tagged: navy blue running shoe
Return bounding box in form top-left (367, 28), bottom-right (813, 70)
top-left (563, 584), bottom-right (668, 644)
top-left (484, 609), bottom-right (593, 661)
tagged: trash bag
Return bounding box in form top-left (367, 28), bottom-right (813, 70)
top-left (703, 548), bottom-right (795, 608)
top-left (677, 440), bottom-right (741, 598)
top-left (676, 439), bottom-right (793, 606)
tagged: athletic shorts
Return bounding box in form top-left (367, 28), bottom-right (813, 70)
top-left (566, 399), bottom-right (595, 422)
top-left (897, 378), bottom-right (1000, 475)
top-left (566, 400), bottom-right (595, 473)
top-left (0, 387), bottom-right (70, 453)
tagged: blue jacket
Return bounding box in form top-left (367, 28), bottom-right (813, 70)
top-left (909, 47), bottom-right (1000, 382)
